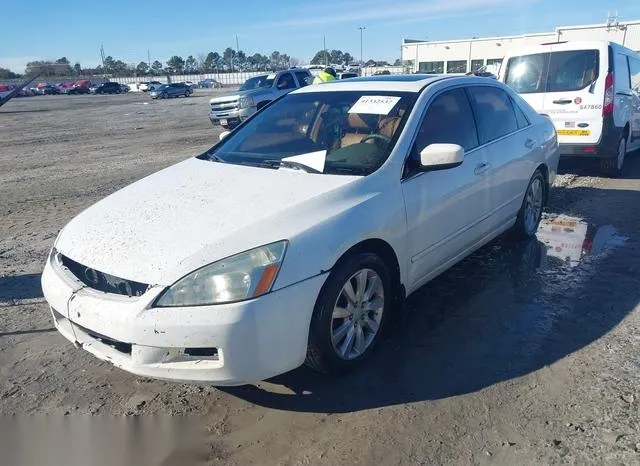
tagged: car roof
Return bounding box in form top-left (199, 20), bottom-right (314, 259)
top-left (293, 74), bottom-right (463, 93)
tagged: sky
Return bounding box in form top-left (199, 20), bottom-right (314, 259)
top-left (2, 0), bottom-right (640, 72)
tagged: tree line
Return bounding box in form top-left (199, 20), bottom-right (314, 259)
top-left (0, 48), bottom-right (402, 80)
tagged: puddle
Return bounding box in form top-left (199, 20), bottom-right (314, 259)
top-left (402, 214), bottom-right (629, 337)
top-left (536, 213), bottom-right (628, 268)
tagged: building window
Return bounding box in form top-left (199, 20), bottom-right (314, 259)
top-left (419, 61), bottom-right (444, 73)
top-left (471, 59), bottom-right (485, 71)
top-left (446, 60), bottom-right (468, 73)
top-left (486, 58), bottom-right (503, 66)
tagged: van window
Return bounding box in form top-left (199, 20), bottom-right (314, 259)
top-left (504, 50), bottom-right (599, 94)
top-left (629, 57), bottom-right (640, 92)
top-left (614, 53), bottom-right (631, 89)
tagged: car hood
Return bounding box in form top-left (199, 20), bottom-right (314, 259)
top-left (55, 157), bottom-right (359, 286)
top-left (209, 88), bottom-right (271, 103)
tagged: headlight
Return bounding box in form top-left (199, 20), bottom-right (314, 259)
top-left (237, 96), bottom-right (255, 109)
top-left (154, 241), bottom-right (287, 307)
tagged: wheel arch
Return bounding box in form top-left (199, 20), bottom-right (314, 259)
top-left (329, 238), bottom-right (405, 304)
top-left (535, 162), bottom-right (550, 205)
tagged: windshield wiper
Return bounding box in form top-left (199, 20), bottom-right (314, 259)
top-left (205, 153), bottom-right (226, 163)
top-left (263, 159), bottom-right (322, 174)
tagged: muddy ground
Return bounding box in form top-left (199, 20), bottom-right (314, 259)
top-left (1, 92), bottom-right (639, 466)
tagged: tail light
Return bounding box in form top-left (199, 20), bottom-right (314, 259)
top-left (603, 71), bottom-right (614, 116)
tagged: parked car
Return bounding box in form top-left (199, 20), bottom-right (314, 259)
top-left (499, 40), bottom-right (640, 177)
top-left (337, 72), bottom-right (358, 79)
top-left (208, 69), bottom-right (312, 129)
top-left (149, 83), bottom-right (192, 99)
top-left (42, 84), bottom-right (60, 95)
top-left (67, 86), bottom-right (90, 95)
top-left (91, 82), bottom-right (124, 94)
top-left (41, 75), bottom-right (559, 385)
top-left (67, 79), bottom-right (91, 95)
top-left (138, 81), bottom-right (162, 92)
top-left (198, 79), bottom-right (224, 88)
top-left (373, 70), bottom-right (391, 75)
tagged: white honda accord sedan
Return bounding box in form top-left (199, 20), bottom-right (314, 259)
top-left (42, 75), bottom-right (559, 385)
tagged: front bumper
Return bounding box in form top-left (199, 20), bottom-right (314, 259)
top-left (41, 258), bottom-right (326, 385)
top-left (208, 107), bottom-right (256, 127)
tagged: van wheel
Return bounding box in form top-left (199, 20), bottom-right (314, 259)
top-left (305, 253), bottom-right (391, 375)
top-left (600, 136), bottom-right (626, 178)
top-left (511, 169), bottom-right (545, 239)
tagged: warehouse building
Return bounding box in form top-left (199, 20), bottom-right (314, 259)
top-left (401, 17), bottom-right (640, 74)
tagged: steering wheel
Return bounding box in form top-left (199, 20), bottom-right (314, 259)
top-left (360, 134), bottom-right (392, 146)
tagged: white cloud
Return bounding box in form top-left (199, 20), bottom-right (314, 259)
top-left (256, 0), bottom-right (525, 30)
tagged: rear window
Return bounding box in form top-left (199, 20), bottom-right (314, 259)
top-left (504, 49), bottom-right (599, 94)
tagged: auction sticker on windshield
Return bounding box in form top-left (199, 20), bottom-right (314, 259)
top-left (348, 96), bottom-right (401, 115)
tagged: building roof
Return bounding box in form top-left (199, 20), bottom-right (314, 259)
top-left (402, 18), bottom-right (640, 46)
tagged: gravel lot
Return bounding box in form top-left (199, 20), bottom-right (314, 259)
top-left (1, 92), bottom-right (640, 465)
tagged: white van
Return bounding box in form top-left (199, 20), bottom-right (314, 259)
top-left (499, 41), bottom-right (640, 176)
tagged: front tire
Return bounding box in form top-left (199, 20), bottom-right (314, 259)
top-left (512, 169), bottom-right (545, 239)
top-left (306, 252), bottom-right (391, 375)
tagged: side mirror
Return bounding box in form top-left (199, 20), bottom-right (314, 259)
top-left (419, 143), bottom-right (464, 170)
top-left (219, 131), bottom-right (230, 141)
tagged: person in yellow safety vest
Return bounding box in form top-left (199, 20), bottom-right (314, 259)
top-left (313, 67), bottom-right (337, 84)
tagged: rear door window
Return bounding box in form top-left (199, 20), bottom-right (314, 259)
top-left (504, 49), bottom-right (599, 94)
top-left (294, 71), bottom-right (311, 87)
top-left (512, 98), bottom-right (530, 128)
top-left (467, 86), bottom-right (519, 144)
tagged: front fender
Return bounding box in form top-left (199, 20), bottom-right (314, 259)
top-left (273, 182), bottom-right (409, 291)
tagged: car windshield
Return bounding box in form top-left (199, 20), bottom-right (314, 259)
top-left (203, 90), bottom-right (416, 176)
top-left (157, 85), bottom-right (169, 90)
top-left (504, 49), bottom-right (599, 93)
top-left (239, 75), bottom-right (273, 90)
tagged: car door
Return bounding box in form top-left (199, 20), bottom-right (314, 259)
top-left (401, 87), bottom-right (490, 290)
top-left (466, 85), bottom-right (535, 232)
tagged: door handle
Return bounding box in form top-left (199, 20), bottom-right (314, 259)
top-left (552, 99), bottom-right (572, 105)
top-left (525, 138), bottom-right (536, 149)
top-left (474, 162), bottom-right (490, 175)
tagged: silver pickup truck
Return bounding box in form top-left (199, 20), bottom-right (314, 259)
top-left (208, 69), bottom-right (313, 130)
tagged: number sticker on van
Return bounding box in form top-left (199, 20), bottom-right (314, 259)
top-left (579, 104), bottom-right (602, 110)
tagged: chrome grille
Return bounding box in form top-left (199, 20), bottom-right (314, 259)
top-left (57, 253), bottom-right (149, 297)
top-left (211, 100), bottom-right (238, 112)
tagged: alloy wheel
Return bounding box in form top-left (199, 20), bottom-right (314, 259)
top-left (330, 268), bottom-right (385, 360)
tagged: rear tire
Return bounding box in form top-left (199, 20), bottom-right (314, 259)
top-left (305, 252), bottom-right (391, 375)
top-left (511, 169), bottom-right (545, 239)
top-left (600, 136), bottom-right (626, 178)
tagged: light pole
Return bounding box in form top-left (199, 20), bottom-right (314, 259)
top-left (358, 26), bottom-right (366, 65)
top-left (323, 35), bottom-right (327, 66)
